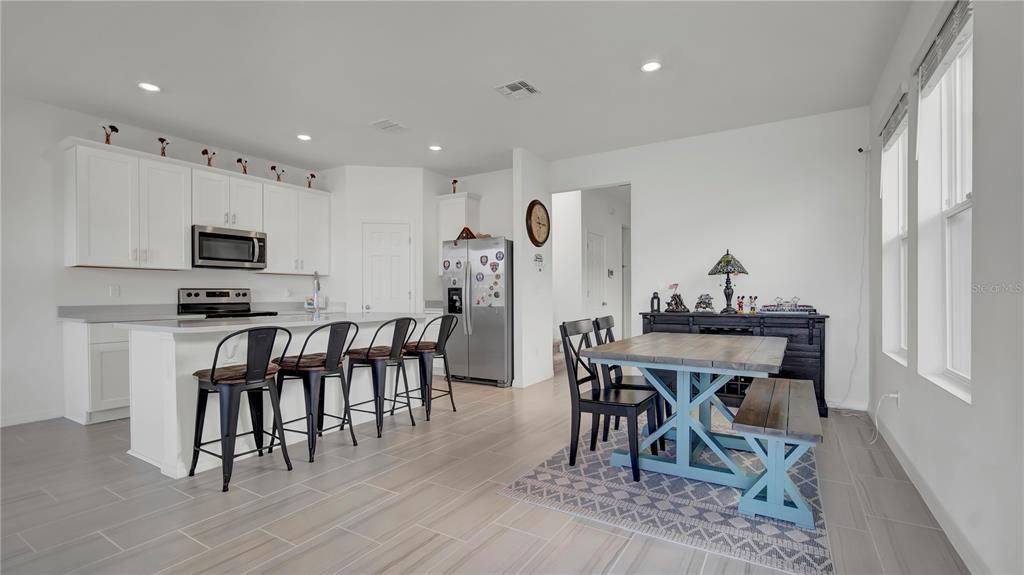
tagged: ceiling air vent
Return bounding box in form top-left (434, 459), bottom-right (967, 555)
top-left (495, 80), bottom-right (540, 100)
top-left (370, 118), bottom-right (407, 133)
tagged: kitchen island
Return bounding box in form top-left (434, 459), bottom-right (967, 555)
top-left (114, 312), bottom-right (429, 478)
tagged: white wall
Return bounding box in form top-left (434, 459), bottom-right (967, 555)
top-left (549, 107), bottom-right (872, 410)
top-left (867, 3), bottom-right (1024, 573)
top-left (512, 148), bottom-right (553, 388)
top-left (320, 165), bottom-right (428, 314)
top-left (552, 190), bottom-right (582, 338)
top-left (1, 95), bottom-right (318, 426)
top-left (459, 168), bottom-right (513, 238)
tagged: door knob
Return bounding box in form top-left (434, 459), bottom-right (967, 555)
top-left (364, 305), bottom-right (371, 310)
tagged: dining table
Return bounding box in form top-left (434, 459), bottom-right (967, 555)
top-left (580, 331), bottom-right (788, 489)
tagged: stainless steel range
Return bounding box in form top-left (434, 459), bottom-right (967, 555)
top-left (177, 288), bottom-right (278, 319)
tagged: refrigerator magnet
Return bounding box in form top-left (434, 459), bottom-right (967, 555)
top-left (479, 255), bottom-right (488, 265)
top-left (495, 251), bottom-right (504, 261)
top-left (489, 262), bottom-right (499, 272)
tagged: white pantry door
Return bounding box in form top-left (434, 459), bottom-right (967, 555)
top-left (585, 231), bottom-right (607, 318)
top-left (362, 223), bottom-right (411, 312)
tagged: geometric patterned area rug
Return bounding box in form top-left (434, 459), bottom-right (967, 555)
top-left (500, 423), bottom-right (833, 575)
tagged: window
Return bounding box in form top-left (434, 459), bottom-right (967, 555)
top-left (917, 29), bottom-right (972, 395)
top-left (881, 121), bottom-right (909, 360)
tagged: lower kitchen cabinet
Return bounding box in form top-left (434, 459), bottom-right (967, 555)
top-left (63, 322), bottom-right (130, 424)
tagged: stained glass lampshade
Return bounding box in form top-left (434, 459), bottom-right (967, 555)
top-left (707, 250), bottom-right (747, 314)
top-left (707, 250), bottom-right (748, 276)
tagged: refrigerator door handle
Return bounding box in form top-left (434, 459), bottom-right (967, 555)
top-left (465, 264), bottom-right (473, 335)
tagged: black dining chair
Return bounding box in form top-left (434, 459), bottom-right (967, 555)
top-left (269, 321), bottom-right (360, 462)
top-left (560, 319), bottom-right (659, 481)
top-left (345, 317), bottom-right (417, 437)
top-left (189, 327), bottom-right (293, 492)
top-left (395, 314), bottom-right (459, 421)
top-left (593, 315), bottom-right (667, 449)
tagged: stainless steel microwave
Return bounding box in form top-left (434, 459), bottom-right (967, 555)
top-left (192, 226), bottom-right (267, 269)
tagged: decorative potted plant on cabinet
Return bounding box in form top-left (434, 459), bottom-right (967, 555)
top-left (271, 165), bottom-right (285, 182)
top-left (157, 137), bottom-right (170, 156)
top-left (201, 148), bottom-right (216, 167)
top-left (101, 125), bottom-right (119, 145)
top-left (306, 173), bottom-right (316, 188)
top-left (236, 158), bottom-right (248, 174)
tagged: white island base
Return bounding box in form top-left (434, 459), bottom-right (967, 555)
top-left (119, 312), bottom-right (428, 478)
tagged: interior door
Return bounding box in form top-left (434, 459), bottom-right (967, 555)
top-left (191, 170), bottom-right (230, 228)
top-left (76, 146), bottom-right (139, 267)
top-left (139, 159), bottom-right (191, 270)
top-left (585, 231), bottom-right (607, 318)
top-left (262, 185), bottom-right (298, 274)
top-left (298, 191), bottom-right (330, 275)
top-left (362, 222), bottom-right (411, 312)
top-left (228, 177), bottom-right (263, 231)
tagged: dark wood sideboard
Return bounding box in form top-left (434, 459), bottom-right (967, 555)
top-left (640, 312), bottom-right (829, 417)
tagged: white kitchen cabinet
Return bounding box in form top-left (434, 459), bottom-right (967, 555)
top-left (139, 159), bottom-right (191, 270)
top-left (191, 169), bottom-right (230, 228)
top-left (65, 145), bottom-right (139, 268)
top-left (298, 190), bottom-right (330, 274)
top-left (263, 184), bottom-right (300, 273)
top-left (262, 184), bottom-right (330, 275)
top-left (436, 192), bottom-right (479, 274)
top-left (229, 177), bottom-right (263, 230)
top-left (63, 322), bottom-right (130, 425)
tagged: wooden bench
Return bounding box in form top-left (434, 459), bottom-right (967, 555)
top-left (732, 378), bottom-right (822, 528)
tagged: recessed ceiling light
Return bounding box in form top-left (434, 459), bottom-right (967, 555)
top-left (428, 145), bottom-right (443, 152)
top-left (296, 134), bottom-right (312, 141)
top-left (641, 61), bottom-right (662, 73)
top-left (137, 82), bottom-right (161, 92)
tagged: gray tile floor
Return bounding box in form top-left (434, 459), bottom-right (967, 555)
top-left (1, 374), bottom-right (968, 574)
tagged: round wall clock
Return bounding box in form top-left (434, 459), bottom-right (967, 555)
top-left (526, 199), bottom-right (550, 247)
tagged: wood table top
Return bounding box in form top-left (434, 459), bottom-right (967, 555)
top-left (580, 332), bottom-right (787, 373)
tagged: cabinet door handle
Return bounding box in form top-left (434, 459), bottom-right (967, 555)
top-left (141, 248), bottom-right (148, 262)
top-left (300, 259), bottom-right (304, 270)
top-left (294, 259), bottom-right (299, 271)
top-left (231, 213), bottom-right (237, 225)
top-left (132, 248), bottom-right (138, 261)
top-left (224, 212), bottom-right (229, 225)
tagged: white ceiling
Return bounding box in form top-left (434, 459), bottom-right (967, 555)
top-left (2, 2), bottom-right (908, 176)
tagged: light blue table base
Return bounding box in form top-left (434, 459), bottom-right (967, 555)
top-left (600, 362), bottom-right (768, 491)
top-left (736, 433), bottom-right (815, 529)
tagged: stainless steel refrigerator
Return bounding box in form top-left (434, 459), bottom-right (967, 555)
top-left (441, 237), bottom-right (514, 387)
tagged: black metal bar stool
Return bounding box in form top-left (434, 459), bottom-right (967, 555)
top-left (593, 315), bottom-right (667, 449)
top-left (189, 327), bottom-right (293, 492)
top-left (345, 317), bottom-right (417, 438)
top-left (395, 314), bottom-right (458, 421)
top-left (268, 321), bottom-right (360, 462)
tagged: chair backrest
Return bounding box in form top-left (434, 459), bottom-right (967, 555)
top-left (559, 319), bottom-right (599, 406)
top-left (416, 314), bottom-right (459, 355)
top-left (297, 321), bottom-right (359, 372)
top-left (210, 326), bottom-right (292, 384)
top-left (592, 315), bottom-right (623, 383)
top-left (367, 317), bottom-right (418, 361)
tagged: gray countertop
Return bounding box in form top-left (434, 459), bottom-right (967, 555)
top-left (113, 311), bottom-right (426, 334)
top-left (57, 302), bottom-right (310, 323)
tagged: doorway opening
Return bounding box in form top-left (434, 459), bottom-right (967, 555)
top-left (550, 184), bottom-right (632, 358)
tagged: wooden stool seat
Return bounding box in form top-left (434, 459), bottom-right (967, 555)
top-left (273, 353), bottom-right (328, 371)
top-left (192, 363), bottom-right (279, 384)
top-left (402, 342), bottom-right (437, 353)
top-left (346, 346), bottom-right (392, 360)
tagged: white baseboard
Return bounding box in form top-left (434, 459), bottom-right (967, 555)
top-left (1, 408), bottom-right (67, 427)
top-left (876, 418), bottom-right (985, 574)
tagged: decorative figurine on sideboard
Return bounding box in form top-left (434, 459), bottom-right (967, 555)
top-left (307, 173), bottom-right (316, 188)
top-left (708, 249), bottom-right (748, 314)
top-left (664, 283), bottom-right (689, 312)
top-left (737, 296), bottom-right (745, 314)
top-left (271, 165), bottom-right (285, 182)
top-left (101, 124), bottom-right (119, 145)
top-left (749, 296), bottom-right (758, 314)
top-left (201, 148), bottom-right (216, 167)
top-left (694, 293), bottom-right (715, 313)
top-left (158, 137), bottom-right (170, 157)
top-left (236, 158), bottom-right (248, 174)
top-left (650, 291), bottom-right (661, 313)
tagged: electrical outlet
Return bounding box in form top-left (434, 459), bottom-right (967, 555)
top-left (108, 285), bottom-right (121, 297)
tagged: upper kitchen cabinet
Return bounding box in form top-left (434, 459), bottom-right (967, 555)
top-left (65, 142), bottom-right (193, 270)
top-left (64, 144), bottom-right (140, 268)
top-left (192, 169), bottom-right (263, 231)
top-left (436, 192), bottom-right (479, 274)
top-left (138, 159), bottom-right (192, 269)
top-left (262, 183), bottom-right (330, 275)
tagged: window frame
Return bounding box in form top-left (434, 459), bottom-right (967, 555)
top-left (881, 121), bottom-right (910, 362)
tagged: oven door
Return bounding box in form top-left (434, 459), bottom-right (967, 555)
top-left (192, 226), bottom-right (267, 269)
